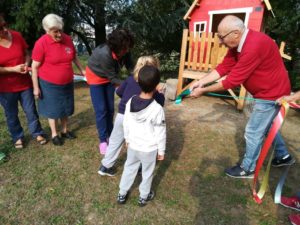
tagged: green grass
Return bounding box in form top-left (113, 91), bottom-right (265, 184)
top-left (0, 85), bottom-right (299, 225)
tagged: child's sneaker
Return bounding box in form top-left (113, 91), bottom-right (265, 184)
top-left (138, 191), bottom-right (155, 207)
top-left (289, 214), bottom-right (300, 225)
top-left (117, 192), bottom-right (128, 204)
top-left (98, 165), bottom-right (116, 177)
top-left (99, 142), bottom-right (107, 155)
top-left (280, 196), bottom-right (300, 211)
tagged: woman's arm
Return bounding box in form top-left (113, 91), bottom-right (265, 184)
top-left (31, 60), bottom-right (42, 98)
top-left (0, 64), bottom-right (27, 74)
top-left (73, 56), bottom-right (86, 76)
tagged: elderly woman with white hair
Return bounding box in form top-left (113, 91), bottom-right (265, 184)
top-left (31, 13), bottom-right (85, 146)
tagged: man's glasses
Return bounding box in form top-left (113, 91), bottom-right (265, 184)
top-left (217, 30), bottom-right (236, 41)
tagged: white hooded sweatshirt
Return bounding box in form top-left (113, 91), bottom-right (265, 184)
top-left (123, 97), bottom-right (166, 156)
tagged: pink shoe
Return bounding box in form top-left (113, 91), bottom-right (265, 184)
top-left (280, 196), bottom-right (300, 211)
top-left (289, 214), bottom-right (300, 225)
top-left (99, 142), bottom-right (107, 155)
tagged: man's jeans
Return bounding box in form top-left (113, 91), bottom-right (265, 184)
top-left (241, 101), bottom-right (289, 172)
top-left (89, 83), bottom-right (115, 142)
top-left (0, 88), bottom-right (44, 142)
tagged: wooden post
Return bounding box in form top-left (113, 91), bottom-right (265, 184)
top-left (176, 29), bottom-right (189, 95)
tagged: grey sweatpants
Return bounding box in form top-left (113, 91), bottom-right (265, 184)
top-left (119, 147), bottom-right (157, 199)
top-left (101, 113), bottom-right (124, 168)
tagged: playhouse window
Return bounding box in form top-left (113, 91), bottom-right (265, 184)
top-left (194, 21), bottom-right (206, 36)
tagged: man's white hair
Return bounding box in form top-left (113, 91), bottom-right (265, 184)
top-left (223, 15), bottom-right (245, 31)
top-left (42, 13), bottom-right (64, 32)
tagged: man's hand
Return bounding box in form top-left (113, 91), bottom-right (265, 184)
top-left (190, 80), bottom-right (204, 91)
top-left (190, 86), bottom-right (206, 98)
top-left (276, 95), bottom-right (296, 104)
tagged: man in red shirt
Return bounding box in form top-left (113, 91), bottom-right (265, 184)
top-left (190, 15), bottom-right (295, 178)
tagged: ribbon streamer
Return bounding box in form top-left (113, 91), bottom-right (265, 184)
top-left (252, 101), bottom-right (289, 204)
top-left (175, 89), bottom-right (191, 104)
top-left (274, 166), bottom-right (290, 204)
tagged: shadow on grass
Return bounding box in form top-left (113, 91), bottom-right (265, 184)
top-left (196, 99), bottom-right (247, 164)
top-left (190, 156), bottom-right (251, 225)
top-left (152, 102), bottom-right (185, 192)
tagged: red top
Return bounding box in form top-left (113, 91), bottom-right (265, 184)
top-left (85, 51), bottom-right (119, 85)
top-left (216, 30), bottom-right (291, 100)
top-left (32, 33), bottom-right (76, 85)
top-left (85, 66), bottom-right (110, 85)
top-left (0, 30), bottom-right (32, 93)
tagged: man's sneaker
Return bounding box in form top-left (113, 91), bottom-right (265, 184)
top-left (97, 165), bottom-right (116, 177)
top-left (271, 155), bottom-right (295, 167)
top-left (99, 142), bottom-right (108, 155)
top-left (280, 196), bottom-right (300, 211)
top-left (289, 214), bottom-right (300, 225)
top-left (138, 191), bottom-right (155, 207)
top-left (224, 164), bottom-right (254, 179)
top-left (117, 192), bottom-right (128, 204)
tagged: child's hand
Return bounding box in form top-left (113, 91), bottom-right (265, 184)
top-left (157, 154), bottom-right (164, 161)
top-left (156, 83), bottom-right (166, 94)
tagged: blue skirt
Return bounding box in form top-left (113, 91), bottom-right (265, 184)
top-left (38, 78), bottom-right (74, 119)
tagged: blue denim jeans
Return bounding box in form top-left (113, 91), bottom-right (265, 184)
top-left (89, 83), bottom-right (115, 142)
top-left (241, 101), bottom-right (290, 172)
top-left (0, 88), bottom-right (44, 142)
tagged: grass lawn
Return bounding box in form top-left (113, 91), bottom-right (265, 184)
top-left (0, 83), bottom-right (299, 225)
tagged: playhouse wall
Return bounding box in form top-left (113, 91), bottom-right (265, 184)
top-left (189, 0), bottom-right (265, 32)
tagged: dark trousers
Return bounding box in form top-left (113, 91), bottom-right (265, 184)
top-left (0, 88), bottom-right (44, 142)
top-left (89, 83), bottom-right (115, 142)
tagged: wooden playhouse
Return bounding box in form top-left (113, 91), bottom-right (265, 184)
top-left (177, 0), bottom-right (290, 110)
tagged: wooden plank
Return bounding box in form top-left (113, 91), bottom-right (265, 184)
top-left (176, 29), bottom-right (189, 95)
top-left (204, 32), bottom-right (213, 71)
top-left (182, 70), bottom-right (208, 80)
top-left (183, 0), bottom-right (199, 20)
top-left (211, 33), bottom-right (220, 69)
top-left (227, 89), bottom-right (239, 104)
top-left (192, 32), bottom-right (199, 70)
top-left (199, 32), bottom-right (206, 70)
top-left (187, 31), bottom-right (194, 69)
top-left (237, 85), bottom-right (247, 110)
top-left (279, 42), bottom-right (292, 60)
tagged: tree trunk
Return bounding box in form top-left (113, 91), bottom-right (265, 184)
top-left (94, 0), bottom-right (106, 46)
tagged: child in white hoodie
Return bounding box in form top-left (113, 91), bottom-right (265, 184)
top-left (117, 65), bottom-right (166, 207)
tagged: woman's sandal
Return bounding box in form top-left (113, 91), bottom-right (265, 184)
top-left (14, 139), bottom-right (24, 149)
top-left (36, 136), bottom-right (47, 145)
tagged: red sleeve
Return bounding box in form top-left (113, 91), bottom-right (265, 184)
top-left (215, 50), bottom-right (238, 77)
top-left (32, 38), bottom-right (45, 63)
top-left (222, 50), bottom-right (261, 90)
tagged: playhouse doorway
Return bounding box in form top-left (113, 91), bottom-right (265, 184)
top-left (211, 13), bottom-right (246, 33)
top-left (208, 7), bottom-right (253, 33)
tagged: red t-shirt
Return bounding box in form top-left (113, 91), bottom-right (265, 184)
top-left (0, 30), bottom-right (32, 93)
top-left (32, 33), bottom-right (76, 85)
top-left (216, 30), bottom-right (291, 100)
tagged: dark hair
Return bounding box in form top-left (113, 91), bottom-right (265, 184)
top-left (107, 28), bottom-right (134, 56)
top-left (138, 65), bottom-right (160, 93)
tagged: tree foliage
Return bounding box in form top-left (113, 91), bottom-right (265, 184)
top-left (107, 0), bottom-right (190, 55)
top-left (265, 0), bottom-right (300, 89)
